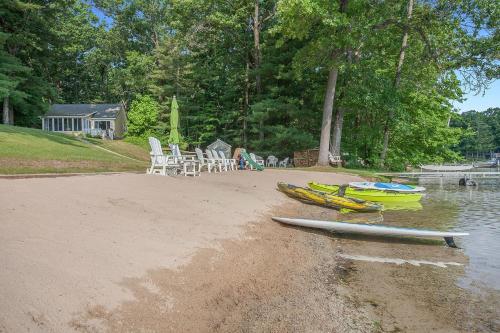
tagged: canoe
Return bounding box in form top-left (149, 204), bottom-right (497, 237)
top-left (277, 182), bottom-right (382, 213)
top-left (272, 217), bottom-right (468, 247)
top-left (308, 182), bottom-right (424, 203)
top-left (349, 182), bottom-right (426, 193)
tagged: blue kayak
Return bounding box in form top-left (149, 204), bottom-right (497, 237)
top-left (349, 182), bottom-right (426, 193)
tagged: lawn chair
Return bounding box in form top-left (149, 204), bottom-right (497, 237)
top-left (266, 155), bottom-right (278, 167)
top-left (250, 153), bottom-right (265, 167)
top-left (169, 143), bottom-right (200, 176)
top-left (328, 153), bottom-right (342, 167)
top-left (212, 150), bottom-right (229, 171)
top-left (241, 151), bottom-right (264, 171)
top-left (219, 151), bottom-right (237, 171)
top-left (195, 147), bottom-right (217, 173)
top-left (279, 157), bottom-right (289, 168)
top-left (148, 137), bottom-right (181, 176)
top-left (206, 149), bottom-right (223, 172)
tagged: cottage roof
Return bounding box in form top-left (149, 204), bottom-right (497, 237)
top-left (45, 104), bottom-right (122, 118)
top-left (207, 139), bottom-right (231, 149)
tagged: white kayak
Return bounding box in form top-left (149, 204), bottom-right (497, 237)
top-left (349, 181), bottom-right (426, 193)
top-left (272, 217), bottom-right (468, 247)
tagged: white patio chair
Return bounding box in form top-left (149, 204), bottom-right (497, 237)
top-left (206, 149), bottom-right (223, 172)
top-left (266, 155), bottom-right (278, 167)
top-left (195, 147), bottom-right (217, 173)
top-left (279, 157), bottom-right (289, 168)
top-left (250, 153), bottom-right (265, 167)
top-left (328, 153), bottom-right (342, 166)
top-left (148, 137), bottom-right (181, 176)
top-left (219, 151), bottom-right (237, 171)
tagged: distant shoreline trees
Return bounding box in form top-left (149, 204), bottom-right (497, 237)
top-left (451, 108), bottom-right (500, 160)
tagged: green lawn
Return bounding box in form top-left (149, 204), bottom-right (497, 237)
top-left (84, 137), bottom-right (150, 161)
top-left (0, 125), bottom-right (149, 174)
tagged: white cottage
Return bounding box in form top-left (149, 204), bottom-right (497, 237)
top-left (41, 104), bottom-right (127, 139)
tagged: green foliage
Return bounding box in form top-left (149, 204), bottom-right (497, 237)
top-left (451, 107), bottom-right (499, 159)
top-left (126, 95), bottom-right (160, 138)
top-left (1, 0), bottom-right (497, 171)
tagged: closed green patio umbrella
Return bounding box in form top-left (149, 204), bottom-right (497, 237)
top-left (168, 96), bottom-right (180, 144)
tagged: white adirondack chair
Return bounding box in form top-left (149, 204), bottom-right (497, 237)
top-left (279, 157), bottom-right (289, 168)
top-left (250, 153), bottom-right (265, 167)
top-left (169, 143), bottom-right (182, 163)
top-left (195, 147), bottom-right (217, 173)
top-left (206, 149), bottom-right (223, 172)
top-left (212, 150), bottom-right (229, 171)
top-left (169, 143), bottom-right (200, 176)
top-left (148, 137), bottom-right (180, 176)
top-left (219, 151), bottom-right (236, 171)
top-left (266, 155), bottom-right (278, 167)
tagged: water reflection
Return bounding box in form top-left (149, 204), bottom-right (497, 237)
top-left (382, 200), bottom-right (423, 212)
top-left (381, 183), bottom-right (500, 291)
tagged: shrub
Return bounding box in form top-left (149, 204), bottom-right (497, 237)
top-left (127, 95), bottom-right (160, 138)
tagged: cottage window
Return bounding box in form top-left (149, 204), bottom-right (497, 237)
top-left (95, 121), bottom-right (110, 130)
top-left (74, 118), bottom-right (82, 131)
top-left (44, 118), bottom-right (53, 131)
top-left (55, 118), bottom-right (63, 131)
top-left (64, 118), bottom-right (72, 131)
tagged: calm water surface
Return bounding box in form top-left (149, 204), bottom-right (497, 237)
top-left (381, 178), bottom-right (500, 291)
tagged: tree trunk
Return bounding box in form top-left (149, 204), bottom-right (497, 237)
top-left (9, 104), bottom-right (14, 124)
top-left (331, 107), bottom-right (345, 156)
top-left (318, 67), bottom-right (339, 166)
top-left (318, 0), bottom-right (348, 166)
top-left (253, 0), bottom-right (264, 141)
top-left (3, 96), bottom-right (10, 125)
top-left (243, 60), bottom-right (250, 148)
top-left (380, 0), bottom-right (414, 167)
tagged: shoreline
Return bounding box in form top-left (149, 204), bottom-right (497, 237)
top-left (1, 171), bottom-right (498, 332)
top-left (72, 203), bottom-right (499, 333)
top-left (70, 203), bottom-right (375, 332)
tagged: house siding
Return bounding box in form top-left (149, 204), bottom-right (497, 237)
top-left (113, 107), bottom-right (127, 138)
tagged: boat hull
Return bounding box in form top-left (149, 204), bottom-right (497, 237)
top-left (277, 182), bottom-right (382, 212)
top-left (349, 181), bottom-right (426, 193)
top-left (308, 182), bottom-right (423, 202)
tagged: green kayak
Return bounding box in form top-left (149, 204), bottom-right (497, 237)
top-left (308, 182), bottom-right (424, 203)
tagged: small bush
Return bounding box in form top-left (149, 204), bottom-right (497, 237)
top-left (127, 95), bottom-right (160, 138)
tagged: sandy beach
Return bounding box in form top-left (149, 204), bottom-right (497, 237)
top-left (1, 170), bottom-right (498, 332)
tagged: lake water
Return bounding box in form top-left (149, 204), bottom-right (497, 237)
top-left (381, 175), bottom-right (500, 291)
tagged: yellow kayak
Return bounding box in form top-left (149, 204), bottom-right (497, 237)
top-left (277, 182), bottom-right (382, 213)
top-left (308, 182), bottom-right (423, 203)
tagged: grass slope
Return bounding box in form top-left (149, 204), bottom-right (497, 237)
top-left (0, 125), bottom-right (148, 174)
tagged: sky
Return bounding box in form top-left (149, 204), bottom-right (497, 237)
top-left (454, 80), bottom-right (500, 113)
